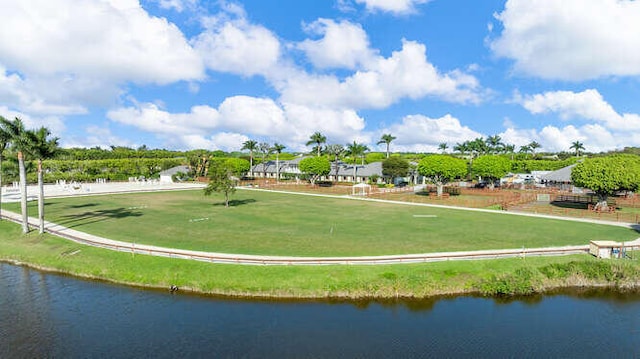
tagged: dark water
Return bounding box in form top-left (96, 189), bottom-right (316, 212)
top-left (2, 263), bottom-right (640, 358)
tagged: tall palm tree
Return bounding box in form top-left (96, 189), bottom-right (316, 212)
top-left (528, 141), bottom-right (541, 157)
top-left (271, 143), bottom-right (286, 181)
top-left (306, 132), bottom-right (326, 157)
top-left (486, 135), bottom-right (503, 154)
top-left (453, 142), bottom-right (469, 157)
top-left (241, 139), bottom-right (258, 177)
top-left (570, 141), bottom-right (585, 157)
top-left (438, 143), bottom-right (448, 154)
top-left (0, 117), bottom-right (30, 233)
top-left (377, 133), bottom-right (396, 158)
top-left (0, 117), bottom-right (11, 222)
top-left (503, 144), bottom-right (516, 160)
top-left (346, 141), bottom-right (368, 183)
top-left (325, 144), bottom-right (345, 181)
top-left (519, 144), bottom-right (532, 158)
top-left (26, 127), bottom-right (59, 234)
top-left (258, 142), bottom-right (272, 178)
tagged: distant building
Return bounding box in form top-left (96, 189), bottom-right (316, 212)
top-left (159, 165), bottom-right (190, 183)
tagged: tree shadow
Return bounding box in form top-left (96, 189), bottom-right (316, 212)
top-left (212, 199), bottom-right (257, 207)
top-left (550, 201), bottom-right (589, 210)
top-left (56, 207), bottom-right (143, 228)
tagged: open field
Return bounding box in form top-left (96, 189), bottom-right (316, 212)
top-left (2, 219), bottom-right (640, 298)
top-left (7, 189), bottom-right (638, 257)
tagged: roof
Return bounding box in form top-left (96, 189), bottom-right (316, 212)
top-left (541, 164), bottom-right (576, 183)
top-left (159, 165), bottom-right (190, 176)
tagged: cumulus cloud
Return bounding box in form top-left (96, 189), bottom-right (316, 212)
top-left (353, 0), bottom-right (430, 15)
top-left (280, 40), bottom-right (483, 109)
top-left (192, 5), bottom-right (281, 77)
top-left (106, 96), bottom-right (368, 150)
top-left (0, 0), bottom-right (203, 84)
top-left (491, 0), bottom-right (640, 80)
top-left (520, 89), bottom-right (640, 131)
top-left (381, 114), bottom-right (483, 152)
top-left (298, 19), bottom-right (376, 69)
top-left (0, 106), bottom-right (66, 135)
top-left (503, 88), bottom-right (640, 152)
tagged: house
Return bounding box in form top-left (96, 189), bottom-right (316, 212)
top-left (251, 158), bottom-right (386, 183)
top-left (159, 165), bottom-right (190, 183)
top-left (540, 164), bottom-right (577, 191)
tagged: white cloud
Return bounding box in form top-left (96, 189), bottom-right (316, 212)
top-left (491, 0), bottom-right (640, 80)
top-left (156, 0), bottom-right (197, 12)
top-left (298, 19), bottom-right (376, 69)
top-left (354, 0), bottom-right (430, 15)
top-left (280, 40), bottom-right (483, 109)
top-left (210, 132), bottom-right (250, 152)
top-left (106, 97), bottom-right (368, 151)
top-left (0, 106), bottom-right (66, 135)
top-left (381, 114), bottom-right (483, 152)
top-left (0, 0), bottom-right (203, 84)
top-left (192, 7), bottom-right (281, 77)
top-left (521, 89), bottom-right (640, 131)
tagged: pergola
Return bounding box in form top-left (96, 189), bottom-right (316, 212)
top-left (352, 182), bottom-right (371, 196)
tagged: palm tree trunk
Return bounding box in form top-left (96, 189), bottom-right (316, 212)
top-left (18, 151), bottom-right (28, 233)
top-left (249, 151), bottom-right (254, 177)
top-left (0, 153), bottom-right (3, 221)
top-left (276, 154), bottom-right (280, 183)
top-left (38, 159), bottom-right (45, 234)
top-left (386, 143), bottom-right (390, 158)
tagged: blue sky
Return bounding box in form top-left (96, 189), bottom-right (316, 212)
top-left (2, 0), bottom-right (640, 154)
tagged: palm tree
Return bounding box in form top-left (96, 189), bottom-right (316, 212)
top-left (503, 144), bottom-right (516, 160)
top-left (26, 127), bottom-right (59, 234)
top-left (325, 144), bottom-right (345, 181)
top-left (570, 141), bottom-right (585, 157)
top-left (468, 137), bottom-right (488, 157)
top-left (0, 117), bottom-right (11, 222)
top-left (258, 142), bottom-right (272, 178)
top-left (438, 143), bottom-right (448, 154)
top-left (453, 142), bottom-right (469, 157)
top-left (346, 141), bottom-right (368, 183)
top-left (528, 141), bottom-right (541, 157)
top-left (486, 135), bottom-right (503, 154)
top-left (271, 143), bottom-right (286, 181)
top-left (377, 133), bottom-right (396, 158)
top-left (519, 144), bottom-right (532, 158)
top-left (306, 132), bottom-right (326, 157)
top-left (0, 117), bottom-right (30, 233)
top-left (241, 139), bottom-right (258, 177)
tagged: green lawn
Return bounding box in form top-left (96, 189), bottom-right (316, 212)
top-left (7, 188), bottom-right (639, 256)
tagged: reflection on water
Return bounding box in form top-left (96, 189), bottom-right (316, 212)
top-left (2, 263), bottom-right (640, 358)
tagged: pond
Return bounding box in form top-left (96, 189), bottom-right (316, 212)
top-left (2, 263), bottom-right (639, 358)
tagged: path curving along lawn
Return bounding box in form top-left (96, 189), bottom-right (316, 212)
top-left (13, 189), bottom-right (639, 257)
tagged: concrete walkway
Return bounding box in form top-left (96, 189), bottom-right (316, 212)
top-left (2, 184), bottom-right (639, 265)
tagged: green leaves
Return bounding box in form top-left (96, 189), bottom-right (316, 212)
top-left (571, 154), bottom-right (640, 196)
top-left (417, 155), bottom-right (467, 184)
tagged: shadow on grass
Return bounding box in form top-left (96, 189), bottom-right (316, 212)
top-left (550, 201), bottom-right (589, 210)
top-left (212, 199), bottom-right (257, 207)
top-left (56, 207), bottom-right (143, 228)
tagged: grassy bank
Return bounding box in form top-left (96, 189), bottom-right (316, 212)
top-left (2, 220), bottom-right (639, 298)
top-left (7, 189), bottom-right (638, 256)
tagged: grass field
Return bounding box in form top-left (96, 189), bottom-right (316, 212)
top-left (7, 188), bottom-right (639, 256)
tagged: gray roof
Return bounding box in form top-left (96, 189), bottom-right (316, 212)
top-left (159, 165), bottom-right (190, 176)
top-left (541, 164), bottom-right (576, 183)
top-left (252, 159), bottom-right (384, 177)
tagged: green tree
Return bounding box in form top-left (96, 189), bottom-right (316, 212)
top-left (528, 141), bottom-right (541, 157)
top-left (346, 141), bottom-right (369, 182)
top-left (472, 155), bottom-right (511, 188)
top-left (571, 155), bottom-right (640, 211)
top-left (377, 133), bottom-right (396, 158)
top-left (438, 143), bottom-right (448, 154)
top-left (219, 157), bottom-right (250, 177)
top-left (0, 117), bottom-right (31, 232)
top-left (570, 141), bottom-right (585, 157)
top-left (272, 143), bottom-right (286, 181)
top-left (203, 160), bottom-right (237, 207)
top-left (0, 117), bottom-right (10, 222)
top-left (417, 155), bottom-right (467, 196)
top-left (306, 132), bottom-right (326, 157)
top-left (258, 142), bottom-right (272, 178)
top-left (299, 156), bottom-right (331, 185)
top-left (324, 144), bottom-right (345, 181)
top-left (241, 139), bottom-right (258, 177)
top-left (26, 127), bottom-right (59, 234)
top-left (382, 157), bottom-right (410, 183)
top-left (486, 135), bottom-right (504, 154)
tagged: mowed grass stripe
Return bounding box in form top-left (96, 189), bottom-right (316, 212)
top-left (11, 189), bottom-right (639, 256)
